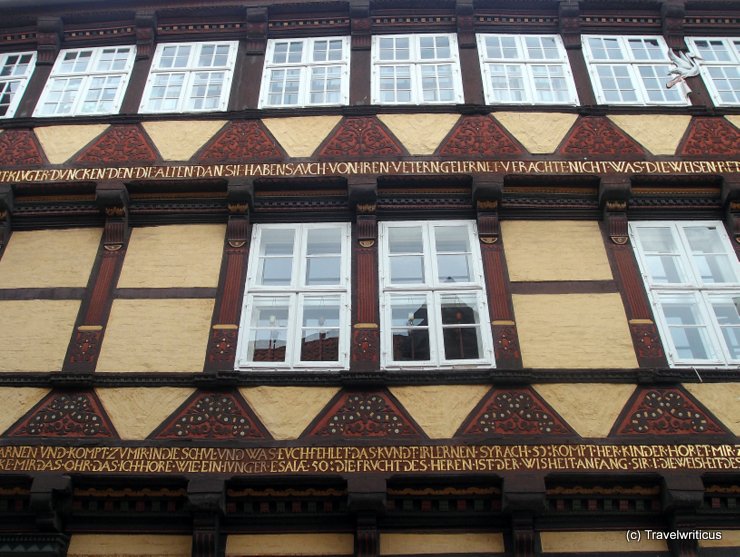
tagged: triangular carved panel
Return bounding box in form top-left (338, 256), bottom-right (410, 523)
top-left (678, 117), bottom-right (740, 156)
top-left (558, 117), bottom-right (645, 156)
top-left (0, 130), bottom-right (45, 167)
top-left (197, 121), bottom-right (284, 162)
top-left (458, 387), bottom-right (575, 437)
top-left (151, 390), bottom-right (271, 440)
top-left (437, 115), bottom-right (524, 157)
top-left (74, 124), bottom-right (158, 165)
top-left (304, 390), bottom-right (424, 439)
top-left (4, 390), bottom-right (117, 438)
top-left (612, 387), bottom-right (728, 436)
top-left (318, 117), bottom-right (405, 158)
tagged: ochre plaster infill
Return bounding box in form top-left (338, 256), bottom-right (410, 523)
top-left (67, 535), bottom-right (192, 557)
top-left (608, 114), bottom-right (692, 156)
top-left (262, 116), bottom-right (342, 158)
top-left (683, 383), bottom-right (740, 435)
top-left (492, 112), bottom-right (577, 154)
top-left (239, 386), bottom-right (339, 440)
top-left (389, 385), bottom-right (490, 438)
top-left (380, 533), bottom-right (505, 555)
top-left (142, 120), bottom-right (226, 161)
top-left (534, 383), bottom-right (636, 438)
top-left (0, 388), bottom-right (50, 435)
top-left (34, 124), bottom-right (110, 164)
top-left (96, 387), bottom-right (195, 440)
top-left (226, 533), bottom-right (354, 556)
top-left (540, 531), bottom-right (668, 552)
top-left (377, 113), bottom-right (460, 155)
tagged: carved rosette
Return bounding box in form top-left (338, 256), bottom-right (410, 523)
top-left (198, 121), bottom-right (283, 162)
top-left (461, 389), bottom-right (573, 436)
top-left (493, 325), bottom-right (521, 364)
top-left (207, 329), bottom-right (238, 365)
top-left (75, 125), bottom-right (158, 164)
top-left (6, 391), bottom-right (116, 438)
top-left (307, 391), bottom-right (421, 439)
top-left (319, 117), bottom-right (404, 158)
top-left (68, 330), bottom-right (103, 365)
top-left (438, 115), bottom-right (523, 157)
top-left (352, 328), bottom-right (379, 364)
top-left (154, 391), bottom-right (269, 440)
top-left (679, 117), bottom-right (740, 156)
top-left (615, 388), bottom-right (727, 436)
top-left (630, 323), bottom-right (665, 363)
top-left (559, 117), bottom-right (644, 156)
top-left (0, 130), bottom-right (45, 167)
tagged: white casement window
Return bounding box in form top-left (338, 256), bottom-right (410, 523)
top-left (0, 51), bottom-right (36, 118)
top-left (259, 36), bottom-right (350, 108)
top-left (630, 221), bottom-right (740, 368)
top-left (379, 221), bottom-right (494, 369)
top-left (685, 37), bottom-right (740, 106)
top-left (582, 35), bottom-right (688, 105)
top-left (34, 46), bottom-right (134, 117)
top-left (476, 34), bottom-right (578, 105)
top-left (140, 41), bottom-right (237, 113)
top-left (236, 223), bottom-right (351, 370)
top-left (372, 34), bottom-right (464, 105)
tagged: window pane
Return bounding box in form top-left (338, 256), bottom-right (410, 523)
top-left (305, 228), bottom-right (342, 286)
top-left (247, 299), bottom-right (290, 362)
top-left (258, 229), bottom-right (295, 285)
top-left (388, 226), bottom-right (424, 284)
top-left (661, 299), bottom-right (713, 360)
top-left (300, 297), bottom-right (340, 361)
top-left (440, 294), bottom-right (482, 360)
top-left (684, 226), bottom-right (736, 283)
top-left (435, 226), bottom-right (472, 283)
top-left (711, 300), bottom-right (740, 359)
top-left (636, 227), bottom-right (689, 283)
top-left (390, 296), bottom-right (430, 361)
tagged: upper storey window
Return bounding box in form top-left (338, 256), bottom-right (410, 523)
top-left (582, 35), bottom-right (688, 105)
top-left (236, 223), bottom-right (351, 370)
top-left (34, 46), bottom-right (135, 117)
top-left (379, 221), bottom-right (494, 369)
top-left (476, 34), bottom-right (578, 105)
top-left (371, 34), bottom-right (464, 105)
top-left (685, 37), bottom-right (740, 106)
top-left (259, 37), bottom-right (350, 108)
top-left (630, 222), bottom-right (740, 368)
top-left (0, 51), bottom-right (36, 118)
top-left (140, 41), bottom-right (238, 113)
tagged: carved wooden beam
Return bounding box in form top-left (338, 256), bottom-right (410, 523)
top-left (599, 176), bottom-right (631, 245)
top-left (348, 476), bottom-right (385, 557)
top-left (36, 17), bottom-right (62, 65)
top-left (661, 0), bottom-right (686, 51)
top-left (721, 176), bottom-right (740, 256)
top-left (558, 0), bottom-right (581, 50)
top-left (246, 7), bottom-right (268, 55)
top-left (456, 0), bottom-right (475, 48)
top-left (0, 184), bottom-right (13, 258)
top-left (350, 0), bottom-right (371, 51)
top-left (135, 11), bottom-right (157, 60)
top-left (188, 478), bottom-right (225, 557)
top-left (503, 474), bottom-right (546, 557)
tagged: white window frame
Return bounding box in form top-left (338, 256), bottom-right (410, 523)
top-left (259, 36), bottom-right (350, 108)
top-left (476, 34), bottom-right (578, 105)
top-left (0, 51), bottom-right (36, 118)
top-left (235, 222), bottom-right (352, 370)
top-left (685, 37), bottom-right (740, 107)
top-left (139, 41), bottom-right (238, 114)
top-left (582, 35), bottom-right (690, 106)
top-left (379, 220), bottom-right (495, 370)
top-left (371, 33), bottom-right (464, 105)
top-left (34, 46), bottom-right (135, 117)
top-left (630, 221), bottom-right (740, 368)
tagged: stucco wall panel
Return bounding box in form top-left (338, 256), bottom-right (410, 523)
top-left (0, 228), bottom-right (101, 288)
top-left (0, 300), bottom-right (80, 372)
top-left (492, 112), bottom-right (577, 154)
top-left (502, 221), bottom-right (612, 282)
top-left (117, 225), bottom-right (225, 288)
top-left (699, 529), bottom-right (740, 548)
top-left (727, 115), bottom-right (740, 131)
top-left (68, 535), bottom-right (192, 556)
top-left (0, 387), bottom-right (50, 434)
top-left (377, 114), bottom-right (460, 155)
top-left (380, 533), bottom-right (505, 554)
top-left (239, 387), bottom-right (339, 440)
top-left (34, 124), bottom-right (109, 164)
top-left (226, 533), bottom-right (353, 556)
top-left (96, 299), bottom-right (214, 372)
top-left (540, 531), bottom-right (668, 553)
top-left (96, 387), bottom-right (195, 439)
top-left (683, 383), bottom-right (740, 435)
top-left (142, 120), bottom-right (226, 161)
top-left (534, 383), bottom-right (636, 438)
top-left (513, 293), bottom-right (637, 369)
top-left (262, 116), bottom-right (342, 157)
top-left (608, 114), bottom-right (692, 155)
top-left (389, 385), bottom-right (490, 438)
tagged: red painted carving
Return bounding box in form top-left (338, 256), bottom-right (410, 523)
top-left (0, 130), bottom-right (44, 167)
top-left (614, 387), bottom-right (727, 436)
top-left (197, 121), bottom-right (283, 162)
top-left (352, 328), bottom-right (380, 364)
top-left (75, 125), bottom-right (158, 165)
top-left (437, 115), bottom-right (523, 157)
top-left (305, 390), bottom-right (422, 439)
top-left (493, 325), bottom-right (522, 365)
top-left (559, 117), bottom-right (644, 156)
top-left (319, 117), bottom-right (404, 158)
top-left (68, 330), bottom-right (103, 365)
top-left (679, 117), bottom-right (740, 156)
top-left (153, 391), bottom-right (270, 440)
top-left (459, 387), bottom-right (574, 436)
top-left (630, 323), bottom-right (666, 364)
top-left (5, 391), bottom-right (117, 438)
top-left (206, 329), bottom-right (238, 367)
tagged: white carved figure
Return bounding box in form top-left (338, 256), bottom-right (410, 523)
top-left (666, 49), bottom-right (703, 93)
